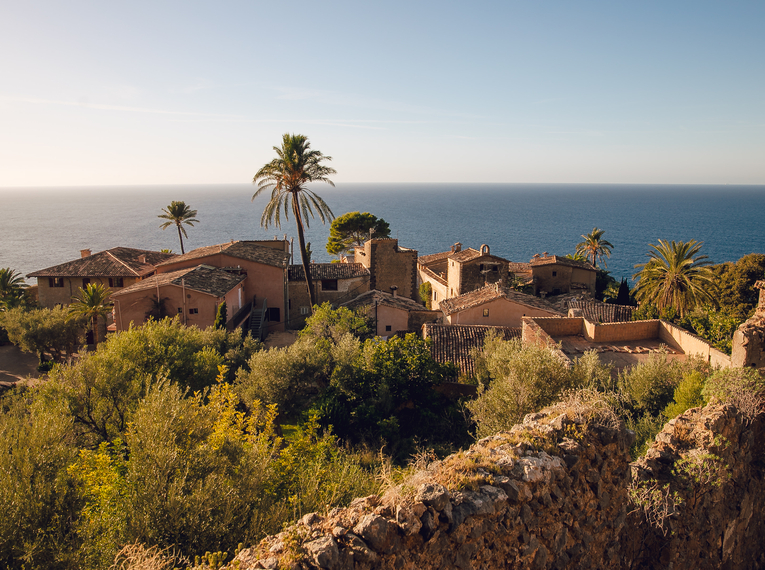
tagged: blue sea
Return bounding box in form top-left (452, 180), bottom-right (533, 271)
top-left (2, 184), bottom-right (765, 285)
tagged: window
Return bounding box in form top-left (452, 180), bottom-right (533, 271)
top-left (189, 308), bottom-right (198, 314)
top-left (108, 277), bottom-right (124, 288)
top-left (321, 279), bottom-right (338, 291)
top-left (300, 306), bottom-right (310, 315)
top-left (82, 278), bottom-right (91, 287)
top-left (48, 277), bottom-right (64, 288)
top-left (177, 307), bottom-right (182, 314)
top-left (385, 325), bottom-right (392, 332)
top-left (552, 271), bottom-right (557, 277)
top-left (267, 307), bottom-right (281, 322)
top-left (483, 308), bottom-right (490, 317)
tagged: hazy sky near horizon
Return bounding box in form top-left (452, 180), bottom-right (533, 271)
top-left (1, 1), bottom-right (763, 187)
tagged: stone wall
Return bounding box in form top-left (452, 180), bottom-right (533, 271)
top-left (231, 400), bottom-right (765, 570)
top-left (357, 240), bottom-right (418, 302)
top-left (731, 283), bottom-right (765, 371)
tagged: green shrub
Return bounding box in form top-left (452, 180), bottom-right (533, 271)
top-left (664, 371), bottom-right (706, 420)
top-left (467, 338), bottom-right (580, 438)
top-left (627, 412), bottom-right (665, 458)
top-left (702, 367), bottom-right (765, 402)
top-left (618, 352), bottom-right (685, 417)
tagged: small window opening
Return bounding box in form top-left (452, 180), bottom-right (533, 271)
top-left (483, 308), bottom-right (489, 317)
top-left (189, 308), bottom-right (199, 314)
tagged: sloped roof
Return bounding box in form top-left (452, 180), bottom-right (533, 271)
top-left (112, 265), bottom-right (245, 298)
top-left (157, 241), bottom-right (288, 269)
top-left (342, 290), bottom-right (433, 313)
top-left (289, 263), bottom-right (369, 282)
top-left (508, 262), bottom-right (532, 274)
top-left (566, 298), bottom-right (634, 323)
top-left (28, 247), bottom-right (175, 278)
top-left (439, 284), bottom-right (563, 316)
top-left (418, 251), bottom-right (453, 265)
top-left (423, 323), bottom-right (521, 377)
top-left (449, 248), bottom-right (483, 263)
top-left (530, 255), bottom-right (596, 271)
top-left (755, 280), bottom-right (765, 290)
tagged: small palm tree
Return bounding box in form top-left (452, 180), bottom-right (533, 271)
top-left (69, 283), bottom-right (112, 347)
top-left (632, 239), bottom-right (717, 317)
top-left (158, 201), bottom-right (199, 254)
top-left (0, 268), bottom-right (28, 310)
top-left (576, 228), bottom-right (613, 268)
top-left (253, 133), bottom-right (336, 309)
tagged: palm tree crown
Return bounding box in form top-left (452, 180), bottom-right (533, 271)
top-left (158, 201), bottom-right (199, 254)
top-left (0, 268), bottom-right (28, 310)
top-left (68, 282), bottom-right (112, 347)
top-left (253, 133), bottom-right (336, 310)
top-left (632, 239), bottom-right (717, 317)
top-left (576, 228), bottom-right (613, 269)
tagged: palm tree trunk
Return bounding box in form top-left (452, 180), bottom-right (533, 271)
top-left (176, 223), bottom-right (185, 254)
top-left (291, 195), bottom-right (316, 310)
top-left (92, 314), bottom-right (99, 347)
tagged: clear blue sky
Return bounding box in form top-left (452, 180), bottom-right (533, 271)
top-left (1, 1), bottom-right (763, 186)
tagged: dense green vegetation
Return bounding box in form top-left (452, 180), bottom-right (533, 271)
top-left (326, 211), bottom-right (391, 257)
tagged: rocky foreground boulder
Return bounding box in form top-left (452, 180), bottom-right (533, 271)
top-left (229, 395), bottom-right (765, 570)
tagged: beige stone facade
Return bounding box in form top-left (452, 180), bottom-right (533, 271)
top-left (354, 239), bottom-right (418, 301)
top-left (528, 253), bottom-right (597, 297)
top-left (342, 290), bottom-right (440, 337)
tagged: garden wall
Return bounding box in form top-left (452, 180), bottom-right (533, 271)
top-left (232, 401), bottom-right (765, 570)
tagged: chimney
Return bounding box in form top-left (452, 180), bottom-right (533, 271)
top-left (543, 252), bottom-right (548, 258)
top-left (454, 242), bottom-right (462, 252)
top-left (138, 254), bottom-right (146, 264)
top-left (390, 285), bottom-right (398, 298)
top-left (80, 249), bottom-right (91, 258)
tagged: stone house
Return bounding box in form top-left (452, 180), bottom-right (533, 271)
top-left (288, 263), bottom-right (370, 329)
top-left (341, 289), bottom-right (441, 338)
top-left (111, 265), bottom-right (246, 331)
top-left (528, 253), bottom-right (597, 297)
top-left (154, 240), bottom-right (290, 332)
top-left (27, 247), bottom-right (175, 309)
top-left (353, 238), bottom-right (419, 302)
top-left (418, 243), bottom-right (510, 310)
top-left (439, 283), bottom-right (563, 328)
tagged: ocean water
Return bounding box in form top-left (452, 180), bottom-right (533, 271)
top-left (2, 183), bottom-right (765, 285)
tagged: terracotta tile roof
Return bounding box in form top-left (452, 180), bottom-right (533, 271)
top-left (423, 323), bottom-right (521, 377)
top-left (530, 255), bottom-right (595, 271)
top-left (566, 298), bottom-right (634, 323)
top-left (508, 262), bottom-right (532, 273)
top-left (449, 248), bottom-right (483, 263)
top-left (756, 280), bottom-right (765, 290)
top-left (113, 265), bottom-right (245, 298)
top-left (418, 251), bottom-right (453, 265)
top-left (28, 247), bottom-right (175, 278)
top-left (157, 241), bottom-right (289, 268)
top-left (439, 284), bottom-right (563, 316)
top-left (420, 266), bottom-right (447, 286)
top-left (342, 290), bottom-right (432, 313)
top-left (289, 263), bottom-right (369, 281)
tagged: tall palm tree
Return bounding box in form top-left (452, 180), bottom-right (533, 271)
top-left (158, 201), bottom-right (199, 254)
top-left (253, 133), bottom-right (336, 309)
top-left (632, 239), bottom-right (717, 317)
top-left (69, 283), bottom-right (112, 347)
top-left (0, 268), bottom-right (28, 310)
top-left (576, 228), bottom-right (614, 268)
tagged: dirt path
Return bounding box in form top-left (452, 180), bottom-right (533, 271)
top-left (0, 344), bottom-right (40, 384)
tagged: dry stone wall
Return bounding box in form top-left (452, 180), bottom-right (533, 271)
top-left (231, 402), bottom-right (765, 570)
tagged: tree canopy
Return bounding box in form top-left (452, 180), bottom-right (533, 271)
top-left (158, 201), bottom-right (198, 255)
top-left (632, 239), bottom-right (717, 317)
top-left (253, 133), bottom-right (336, 308)
top-left (0, 268), bottom-right (29, 310)
top-left (68, 283), bottom-right (112, 347)
top-left (576, 228), bottom-right (613, 268)
top-left (326, 211), bottom-right (391, 257)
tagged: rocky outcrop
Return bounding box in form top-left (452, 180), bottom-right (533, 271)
top-left (731, 280), bottom-right (765, 370)
top-left (230, 399), bottom-right (765, 570)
